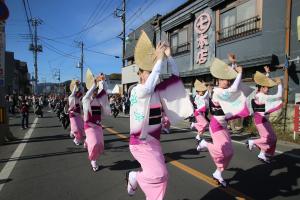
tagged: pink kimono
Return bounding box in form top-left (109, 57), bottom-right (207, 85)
top-left (194, 92), bottom-right (209, 134)
top-left (68, 86), bottom-right (84, 142)
top-left (82, 82), bottom-right (111, 161)
top-left (207, 73), bottom-right (250, 171)
top-left (252, 84), bottom-right (282, 156)
top-left (129, 57), bottom-right (193, 200)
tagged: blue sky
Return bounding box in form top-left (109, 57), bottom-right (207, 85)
top-left (5, 0), bottom-right (186, 83)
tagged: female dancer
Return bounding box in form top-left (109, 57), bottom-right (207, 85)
top-left (69, 80), bottom-right (84, 145)
top-left (82, 73), bottom-right (111, 171)
top-left (126, 31), bottom-right (193, 199)
top-left (247, 71), bottom-right (282, 163)
top-left (191, 80), bottom-right (209, 150)
top-left (197, 58), bottom-right (250, 187)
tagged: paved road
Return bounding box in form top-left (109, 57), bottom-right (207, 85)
top-left (0, 111), bottom-right (299, 200)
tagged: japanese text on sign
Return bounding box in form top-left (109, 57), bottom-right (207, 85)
top-left (194, 12), bottom-right (211, 65)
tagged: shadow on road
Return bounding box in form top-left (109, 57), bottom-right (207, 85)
top-left (3, 134), bottom-right (71, 145)
top-left (8, 122), bottom-right (39, 127)
top-left (35, 125), bottom-right (63, 129)
top-left (0, 178), bottom-right (13, 184)
top-left (164, 148), bottom-right (205, 162)
top-left (200, 149), bottom-right (300, 200)
top-left (0, 148), bottom-right (86, 163)
top-left (107, 159), bottom-right (140, 171)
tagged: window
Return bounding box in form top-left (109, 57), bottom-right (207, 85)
top-left (170, 27), bottom-right (190, 55)
top-left (217, 0), bottom-right (262, 42)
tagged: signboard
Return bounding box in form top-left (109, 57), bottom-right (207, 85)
top-left (193, 9), bottom-right (215, 70)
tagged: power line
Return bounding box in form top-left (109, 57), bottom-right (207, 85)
top-left (126, 0), bottom-right (157, 30)
top-left (84, 48), bottom-right (120, 58)
top-left (76, 0), bottom-right (106, 41)
top-left (26, 0), bottom-right (33, 19)
top-left (22, 0), bottom-right (33, 44)
top-left (42, 40), bottom-right (79, 60)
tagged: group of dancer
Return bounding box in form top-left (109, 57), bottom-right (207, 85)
top-left (64, 31), bottom-right (282, 199)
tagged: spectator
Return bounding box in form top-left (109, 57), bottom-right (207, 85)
top-left (20, 98), bottom-right (29, 129)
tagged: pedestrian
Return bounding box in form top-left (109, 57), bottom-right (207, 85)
top-left (20, 97), bottom-right (29, 129)
top-left (68, 80), bottom-right (85, 144)
top-left (190, 80), bottom-right (209, 150)
top-left (126, 31), bottom-right (193, 199)
top-left (196, 58), bottom-right (250, 187)
top-left (82, 72), bottom-right (111, 172)
top-left (246, 71), bottom-right (282, 163)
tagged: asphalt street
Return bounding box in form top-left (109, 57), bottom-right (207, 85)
top-left (0, 111), bottom-right (299, 200)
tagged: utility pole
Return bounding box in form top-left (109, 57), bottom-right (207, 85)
top-left (115, 0), bottom-right (126, 68)
top-left (29, 18), bottom-right (43, 95)
top-left (75, 41), bottom-right (84, 83)
top-left (53, 68), bottom-right (60, 94)
top-left (283, 0), bottom-right (292, 132)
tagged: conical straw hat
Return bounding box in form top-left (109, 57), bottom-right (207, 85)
top-left (210, 58), bottom-right (237, 80)
top-left (134, 30), bottom-right (157, 72)
top-left (254, 71), bottom-right (276, 87)
top-left (86, 68), bottom-right (95, 90)
top-left (194, 79), bottom-right (207, 92)
top-left (69, 79), bottom-right (76, 92)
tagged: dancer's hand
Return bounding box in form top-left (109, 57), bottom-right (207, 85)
top-left (235, 66), bottom-right (243, 73)
top-left (164, 42), bottom-right (171, 57)
top-left (274, 77), bottom-right (281, 85)
top-left (264, 66), bottom-right (270, 74)
top-left (156, 41), bottom-right (166, 60)
top-left (228, 53), bottom-right (237, 64)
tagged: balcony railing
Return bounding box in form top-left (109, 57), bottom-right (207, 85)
top-left (218, 15), bottom-right (261, 42)
top-left (171, 42), bottom-right (190, 55)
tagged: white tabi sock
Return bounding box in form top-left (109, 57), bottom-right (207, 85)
top-left (195, 134), bottom-right (201, 141)
top-left (127, 171), bottom-right (138, 195)
top-left (248, 139), bottom-right (254, 151)
top-left (200, 139), bottom-right (208, 148)
top-left (91, 160), bottom-right (97, 168)
top-left (213, 169), bottom-right (223, 181)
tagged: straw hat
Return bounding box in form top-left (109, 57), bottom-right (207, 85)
top-left (253, 71), bottom-right (276, 87)
top-left (134, 30), bottom-right (157, 72)
top-left (210, 58), bottom-right (237, 80)
top-left (69, 80), bottom-right (76, 92)
top-left (194, 79), bottom-right (207, 92)
top-left (86, 68), bottom-right (95, 90)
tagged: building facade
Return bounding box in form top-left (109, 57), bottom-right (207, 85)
top-left (5, 51), bottom-right (31, 95)
top-left (156, 0), bottom-right (214, 92)
top-left (122, 0), bottom-right (300, 102)
top-left (210, 0), bottom-right (300, 102)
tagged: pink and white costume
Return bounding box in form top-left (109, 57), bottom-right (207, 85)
top-left (82, 81), bottom-right (110, 165)
top-left (193, 91), bottom-right (209, 134)
top-left (198, 72), bottom-right (250, 186)
top-left (129, 57), bottom-right (193, 200)
top-left (68, 85), bottom-right (84, 143)
top-left (251, 84), bottom-right (282, 157)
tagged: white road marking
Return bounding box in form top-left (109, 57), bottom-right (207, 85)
top-left (171, 125), bottom-right (300, 160)
top-left (0, 117), bottom-right (39, 192)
